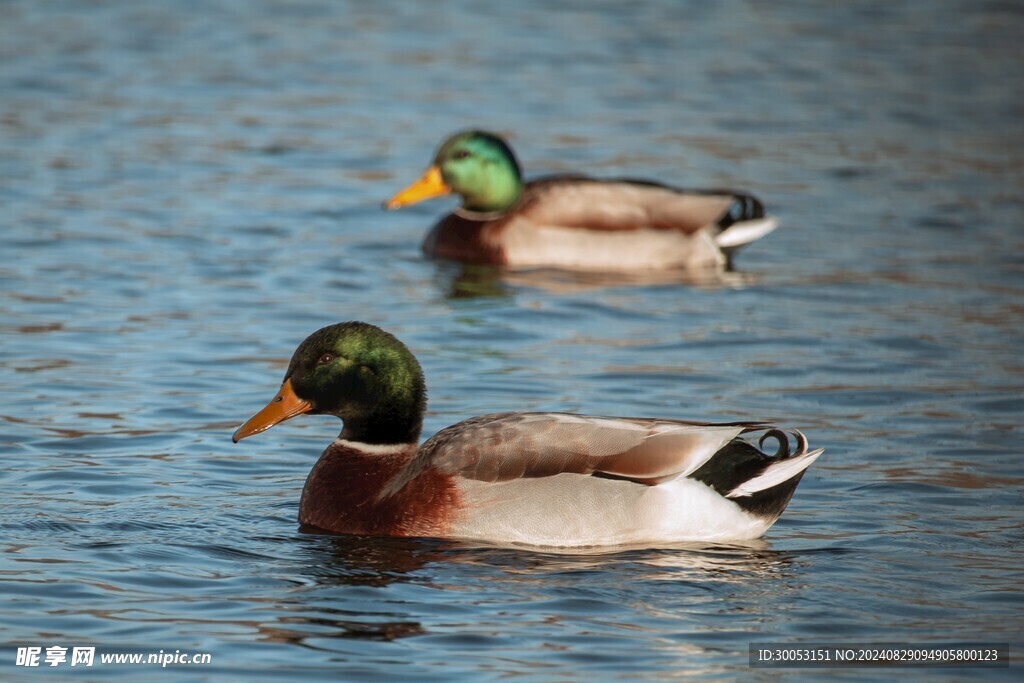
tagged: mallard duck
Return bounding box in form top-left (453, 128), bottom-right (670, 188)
top-left (384, 131), bottom-right (778, 270)
top-left (233, 322), bottom-right (822, 547)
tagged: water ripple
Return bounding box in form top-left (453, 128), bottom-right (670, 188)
top-left (1, 0), bottom-right (1022, 680)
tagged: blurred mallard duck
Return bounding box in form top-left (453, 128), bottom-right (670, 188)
top-left (233, 322), bottom-right (822, 547)
top-left (385, 131), bottom-right (777, 270)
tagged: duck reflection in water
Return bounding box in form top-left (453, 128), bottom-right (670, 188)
top-left (251, 535), bottom-right (445, 645)
top-left (435, 261), bottom-right (756, 300)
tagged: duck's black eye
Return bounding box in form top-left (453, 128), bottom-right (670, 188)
top-left (316, 353), bottom-right (336, 366)
top-left (452, 149), bottom-right (471, 160)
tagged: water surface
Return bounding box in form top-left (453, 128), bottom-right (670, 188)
top-left (1, 0), bottom-right (1022, 680)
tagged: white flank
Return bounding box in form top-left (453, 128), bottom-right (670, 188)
top-left (714, 217), bottom-right (779, 248)
top-left (451, 475), bottom-right (774, 547)
top-left (727, 448), bottom-right (824, 498)
top-left (500, 217), bottom-right (727, 270)
top-left (332, 438), bottom-right (416, 455)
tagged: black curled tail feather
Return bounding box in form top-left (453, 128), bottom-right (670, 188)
top-left (757, 428), bottom-right (805, 458)
top-left (686, 188), bottom-right (767, 268)
top-left (716, 190), bottom-right (766, 229)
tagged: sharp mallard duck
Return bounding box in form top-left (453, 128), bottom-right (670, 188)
top-left (233, 322), bottom-right (822, 547)
top-left (385, 131), bottom-right (778, 270)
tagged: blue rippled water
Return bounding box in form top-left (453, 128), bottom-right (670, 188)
top-left (1, 0), bottom-right (1022, 680)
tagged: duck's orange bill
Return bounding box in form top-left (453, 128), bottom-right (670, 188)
top-left (384, 165), bottom-right (450, 210)
top-left (232, 378), bottom-right (313, 443)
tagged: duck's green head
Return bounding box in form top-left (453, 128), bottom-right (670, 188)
top-left (385, 130), bottom-right (523, 214)
top-left (233, 322), bottom-right (426, 445)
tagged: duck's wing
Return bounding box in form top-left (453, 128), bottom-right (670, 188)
top-left (519, 177), bottom-right (761, 235)
top-left (414, 412), bottom-right (759, 485)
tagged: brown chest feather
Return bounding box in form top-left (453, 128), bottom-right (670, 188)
top-left (422, 215), bottom-right (508, 265)
top-left (298, 443), bottom-right (460, 537)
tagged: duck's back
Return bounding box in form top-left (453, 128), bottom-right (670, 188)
top-left (519, 177), bottom-right (737, 233)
